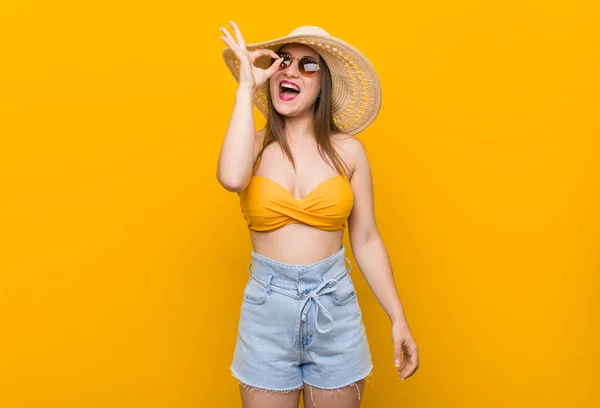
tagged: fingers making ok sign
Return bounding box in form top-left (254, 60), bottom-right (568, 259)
top-left (219, 21), bottom-right (283, 91)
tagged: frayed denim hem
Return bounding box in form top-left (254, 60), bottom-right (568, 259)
top-left (231, 365), bottom-right (375, 407)
top-left (302, 368), bottom-right (374, 407)
top-left (230, 365), bottom-right (304, 394)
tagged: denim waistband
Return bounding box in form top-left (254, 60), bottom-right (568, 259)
top-left (248, 245), bottom-right (351, 287)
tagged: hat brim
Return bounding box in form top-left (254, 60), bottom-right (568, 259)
top-left (222, 32), bottom-right (382, 136)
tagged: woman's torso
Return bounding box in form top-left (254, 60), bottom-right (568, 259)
top-left (241, 133), bottom-right (355, 265)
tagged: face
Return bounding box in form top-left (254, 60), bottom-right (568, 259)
top-left (269, 43), bottom-right (322, 118)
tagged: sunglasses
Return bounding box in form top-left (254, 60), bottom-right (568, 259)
top-left (271, 51), bottom-right (321, 77)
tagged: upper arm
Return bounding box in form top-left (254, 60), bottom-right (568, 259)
top-left (253, 128), bottom-right (266, 158)
top-left (347, 138), bottom-right (379, 245)
top-left (248, 127), bottom-right (267, 178)
top-left (217, 128), bottom-right (266, 193)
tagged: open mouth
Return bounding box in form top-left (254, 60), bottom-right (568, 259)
top-left (279, 80), bottom-right (300, 101)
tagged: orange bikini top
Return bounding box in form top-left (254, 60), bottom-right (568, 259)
top-left (238, 154), bottom-right (354, 232)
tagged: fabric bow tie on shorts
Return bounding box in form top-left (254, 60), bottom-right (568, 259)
top-left (246, 258), bottom-right (352, 346)
top-left (298, 277), bottom-right (340, 334)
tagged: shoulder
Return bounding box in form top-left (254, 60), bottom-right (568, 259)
top-left (330, 132), bottom-right (369, 178)
top-left (331, 131), bottom-right (367, 156)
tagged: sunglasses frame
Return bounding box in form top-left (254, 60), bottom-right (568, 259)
top-left (272, 51), bottom-right (321, 77)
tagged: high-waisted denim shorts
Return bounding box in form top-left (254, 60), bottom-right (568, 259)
top-left (229, 245), bottom-right (374, 397)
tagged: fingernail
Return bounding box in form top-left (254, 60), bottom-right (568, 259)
top-left (400, 377), bottom-right (404, 381)
top-left (394, 359), bottom-right (399, 367)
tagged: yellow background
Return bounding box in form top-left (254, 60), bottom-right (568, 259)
top-left (1, 1), bottom-right (598, 407)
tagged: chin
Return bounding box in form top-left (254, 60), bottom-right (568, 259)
top-left (273, 105), bottom-right (299, 117)
top-left (271, 99), bottom-right (316, 118)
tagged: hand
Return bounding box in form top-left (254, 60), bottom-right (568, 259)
top-left (219, 21), bottom-right (284, 92)
top-left (392, 319), bottom-right (419, 380)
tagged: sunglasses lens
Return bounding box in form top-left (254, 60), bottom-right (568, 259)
top-left (274, 52), bottom-right (291, 69)
top-left (271, 53), bottom-right (319, 76)
top-left (300, 58), bottom-right (319, 76)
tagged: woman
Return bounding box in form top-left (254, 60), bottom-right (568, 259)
top-left (217, 21), bottom-right (419, 408)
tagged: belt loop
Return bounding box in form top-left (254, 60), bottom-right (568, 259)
top-left (344, 257), bottom-right (353, 274)
top-left (247, 262), bottom-right (253, 276)
top-left (266, 273), bottom-right (273, 294)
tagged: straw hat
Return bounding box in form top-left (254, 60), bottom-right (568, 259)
top-left (222, 26), bottom-right (382, 136)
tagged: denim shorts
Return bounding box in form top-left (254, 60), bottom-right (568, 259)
top-left (229, 245), bottom-right (374, 397)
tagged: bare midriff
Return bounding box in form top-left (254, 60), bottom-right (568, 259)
top-left (250, 224), bottom-right (344, 265)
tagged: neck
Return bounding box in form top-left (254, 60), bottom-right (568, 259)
top-left (283, 112), bottom-right (315, 144)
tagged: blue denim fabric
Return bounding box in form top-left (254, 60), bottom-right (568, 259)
top-left (230, 245), bottom-right (373, 392)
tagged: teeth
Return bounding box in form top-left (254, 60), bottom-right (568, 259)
top-left (281, 82), bottom-right (300, 92)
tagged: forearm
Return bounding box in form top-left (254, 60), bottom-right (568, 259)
top-left (351, 234), bottom-right (408, 324)
top-left (216, 86), bottom-right (256, 191)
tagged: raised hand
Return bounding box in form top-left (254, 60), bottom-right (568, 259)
top-left (219, 21), bottom-right (283, 92)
